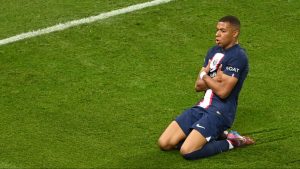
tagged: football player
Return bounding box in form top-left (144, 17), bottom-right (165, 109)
top-left (158, 16), bottom-right (254, 160)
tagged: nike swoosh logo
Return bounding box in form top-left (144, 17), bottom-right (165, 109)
top-left (196, 124), bottom-right (205, 129)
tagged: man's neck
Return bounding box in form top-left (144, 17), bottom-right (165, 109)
top-left (223, 41), bottom-right (239, 50)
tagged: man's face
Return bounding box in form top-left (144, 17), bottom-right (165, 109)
top-left (215, 22), bottom-right (238, 49)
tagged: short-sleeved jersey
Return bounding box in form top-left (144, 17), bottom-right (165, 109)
top-left (197, 44), bottom-right (249, 126)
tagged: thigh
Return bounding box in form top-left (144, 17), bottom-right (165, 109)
top-left (175, 107), bottom-right (204, 136)
top-left (192, 112), bottom-right (227, 142)
top-left (159, 121), bottom-right (186, 143)
top-left (180, 129), bottom-right (207, 154)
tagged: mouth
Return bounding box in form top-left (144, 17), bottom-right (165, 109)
top-left (215, 39), bottom-right (220, 44)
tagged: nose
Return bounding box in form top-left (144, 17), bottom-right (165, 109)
top-left (216, 30), bottom-right (220, 37)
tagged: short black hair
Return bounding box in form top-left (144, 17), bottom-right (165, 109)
top-left (219, 15), bottom-right (240, 30)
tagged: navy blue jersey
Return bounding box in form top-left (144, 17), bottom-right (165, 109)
top-left (197, 44), bottom-right (249, 126)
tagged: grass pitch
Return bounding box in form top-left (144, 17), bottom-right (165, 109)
top-left (0, 0), bottom-right (299, 168)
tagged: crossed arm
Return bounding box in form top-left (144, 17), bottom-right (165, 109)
top-left (195, 62), bottom-right (238, 99)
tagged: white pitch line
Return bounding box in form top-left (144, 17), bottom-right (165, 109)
top-left (0, 0), bottom-right (173, 46)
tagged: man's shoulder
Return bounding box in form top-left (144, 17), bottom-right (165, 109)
top-left (237, 45), bottom-right (247, 57)
top-left (228, 45), bottom-right (248, 61)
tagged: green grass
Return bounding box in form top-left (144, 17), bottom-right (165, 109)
top-left (0, 0), bottom-right (299, 168)
top-left (0, 0), bottom-right (149, 39)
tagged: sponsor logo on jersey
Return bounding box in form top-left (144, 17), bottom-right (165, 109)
top-left (226, 66), bottom-right (239, 73)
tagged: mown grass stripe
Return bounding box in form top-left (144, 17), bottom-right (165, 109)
top-left (0, 0), bottom-right (173, 46)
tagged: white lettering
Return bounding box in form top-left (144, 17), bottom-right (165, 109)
top-left (226, 66), bottom-right (239, 73)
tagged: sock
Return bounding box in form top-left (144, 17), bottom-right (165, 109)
top-left (227, 140), bottom-right (234, 149)
top-left (183, 140), bottom-right (230, 160)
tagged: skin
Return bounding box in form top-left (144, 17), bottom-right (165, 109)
top-left (158, 21), bottom-right (240, 155)
top-left (195, 21), bottom-right (239, 97)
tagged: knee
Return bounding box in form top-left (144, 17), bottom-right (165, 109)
top-left (179, 146), bottom-right (190, 156)
top-left (158, 137), bottom-right (176, 151)
top-left (158, 138), bottom-right (170, 150)
top-left (180, 148), bottom-right (198, 160)
top-left (180, 145), bottom-right (198, 157)
top-left (180, 147), bottom-right (193, 160)
top-left (180, 145), bottom-right (204, 160)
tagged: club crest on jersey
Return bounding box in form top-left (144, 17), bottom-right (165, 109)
top-left (210, 53), bottom-right (224, 72)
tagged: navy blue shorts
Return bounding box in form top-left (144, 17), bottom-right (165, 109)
top-left (175, 106), bottom-right (229, 142)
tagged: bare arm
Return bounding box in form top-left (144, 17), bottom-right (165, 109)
top-left (202, 64), bottom-right (238, 99)
top-left (195, 63), bottom-right (223, 92)
top-left (195, 68), bottom-right (208, 92)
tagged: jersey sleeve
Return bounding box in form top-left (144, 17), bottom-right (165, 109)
top-left (222, 53), bottom-right (248, 79)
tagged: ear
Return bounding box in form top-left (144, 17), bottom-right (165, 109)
top-left (233, 30), bottom-right (239, 38)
